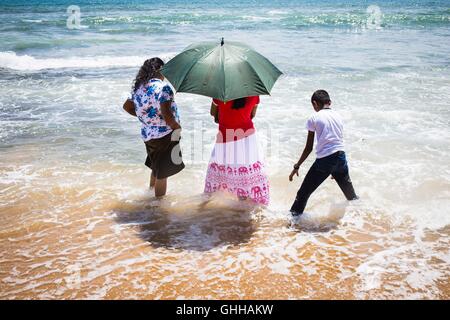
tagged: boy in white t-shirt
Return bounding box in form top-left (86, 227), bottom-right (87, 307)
top-left (289, 90), bottom-right (358, 216)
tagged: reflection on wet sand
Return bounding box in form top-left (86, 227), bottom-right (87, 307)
top-left (114, 195), bottom-right (259, 251)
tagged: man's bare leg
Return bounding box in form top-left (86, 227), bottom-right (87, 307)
top-left (155, 178), bottom-right (167, 197)
top-left (150, 171), bottom-right (156, 189)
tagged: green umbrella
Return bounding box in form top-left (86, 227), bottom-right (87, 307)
top-left (160, 38), bottom-right (282, 102)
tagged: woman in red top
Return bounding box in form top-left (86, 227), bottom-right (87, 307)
top-left (204, 96), bottom-right (269, 205)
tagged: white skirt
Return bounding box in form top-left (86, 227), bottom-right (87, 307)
top-left (204, 132), bottom-right (270, 205)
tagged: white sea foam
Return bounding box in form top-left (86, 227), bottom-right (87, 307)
top-left (21, 19), bottom-right (44, 23)
top-left (0, 51), bottom-right (177, 71)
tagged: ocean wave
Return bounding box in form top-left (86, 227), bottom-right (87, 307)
top-left (0, 52), bottom-right (176, 71)
top-left (11, 38), bottom-right (131, 51)
top-left (21, 19), bottom-right (44, 23)
top-left (84, 13), bottom-right (241, 26)
top-left (280, 11), bottom-right (450, 28)
top-left (75, 11), bottom-right (449, 29)
top-left (2, 10), bottom-right (448, 38)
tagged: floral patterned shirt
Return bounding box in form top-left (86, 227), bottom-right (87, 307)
top-left (131, 78), bottom-right (180, 141)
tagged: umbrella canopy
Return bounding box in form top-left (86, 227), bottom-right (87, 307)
top-left (160, 38), bottom-right (282, 102)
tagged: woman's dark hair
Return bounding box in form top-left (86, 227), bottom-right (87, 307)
top-left (232, 97), bottom-right (247, 110)
top-left (311, 90), bottom-right (331, 108)
top-left (133, 57), bottom-right (164, 92)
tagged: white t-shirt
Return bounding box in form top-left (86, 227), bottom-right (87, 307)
top-left (306, 108), bottom-right (345, 159)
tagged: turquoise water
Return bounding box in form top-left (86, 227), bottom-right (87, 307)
top-left (0, 0), bottom-right (449, 299)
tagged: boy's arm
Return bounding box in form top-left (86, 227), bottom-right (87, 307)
top-left (123, 99), bottom-right (136, 117)
top-left (289, 131), bottom-right (314, 181)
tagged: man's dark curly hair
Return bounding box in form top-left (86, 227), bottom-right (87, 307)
top-left (133, 57), bottom-right (164, 92)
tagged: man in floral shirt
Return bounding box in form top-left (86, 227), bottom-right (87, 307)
top-left (123, 58), bottom-right (184, 197)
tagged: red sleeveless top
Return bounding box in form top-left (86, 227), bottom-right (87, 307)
top-left (212, 96), bottom-right (260, 143)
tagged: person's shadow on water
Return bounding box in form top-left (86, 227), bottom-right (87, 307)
top-left (113, 194), bottom-right (259, 251)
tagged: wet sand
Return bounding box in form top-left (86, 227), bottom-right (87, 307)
top-left (1, 144), bottom-right (448, 299)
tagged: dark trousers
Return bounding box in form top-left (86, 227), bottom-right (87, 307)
top-left (290, 151), bottom-right (358, 215)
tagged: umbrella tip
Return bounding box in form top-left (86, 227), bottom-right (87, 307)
top-left (221, 37), bottom-right (224, 46)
